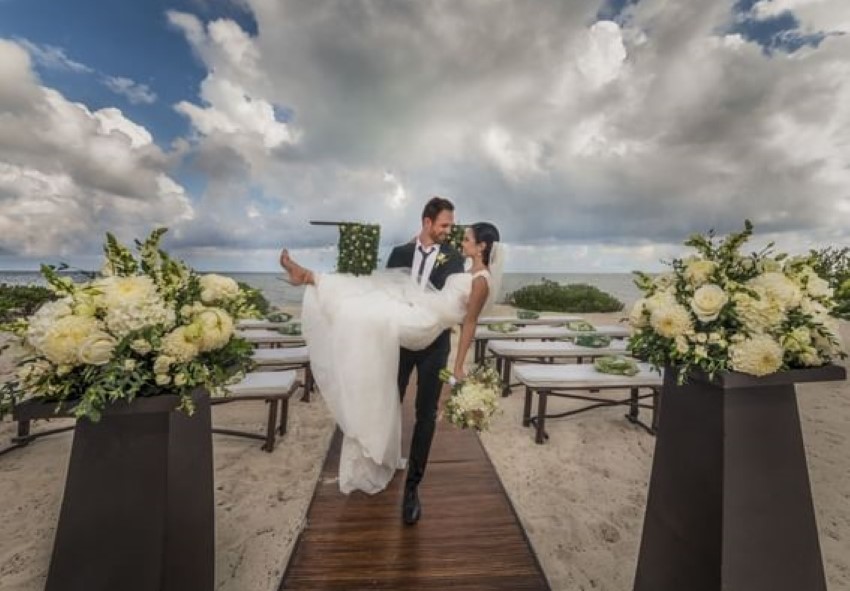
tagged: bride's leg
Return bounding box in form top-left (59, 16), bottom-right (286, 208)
top-left (279, 249), bottom-right (316, 286)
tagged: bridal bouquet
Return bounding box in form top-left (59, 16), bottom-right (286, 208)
top-left (439, 365), bottom-right (501, 431)
top-left (628, 221), bottom-right (845, 383)
top-left (0, 229), bottom-right (255, 421)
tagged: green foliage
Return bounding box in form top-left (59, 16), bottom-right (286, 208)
top-left (447, 225), bottom-right (467, 252)
top-left (237, 282), bottom-right (270, 316)
top-left (508, 279), bottom-right (624, 313)
top-left (0, 283), bottom-right (57, 323)
top-left (337, 223), bottom-right (380, 276)
top-left (808, 246), bottom-right (850, 319)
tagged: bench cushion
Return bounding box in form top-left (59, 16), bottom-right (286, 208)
top-left (514, 362), bottom-right (661, 389)
top-left (252, 346), bottom-right (310, 365)
top-left (225, 371), bottom-right (298, 397)
top-left (488, 339), bottom-right (628, 357)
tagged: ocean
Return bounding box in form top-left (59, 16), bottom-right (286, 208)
top-left (0, 271), bottom-right (642, 309)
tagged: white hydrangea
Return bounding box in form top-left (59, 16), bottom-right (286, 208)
top-left (729, 335), bottom-right (784, 376)
top-left (747, 272), bottom-right (801, 311)
top-left (25, 298), bottom-right (74, 351)
top-left (690, 284), bottom-right (728, 322)
top-left (199, 274), bottom-right (240, 304)
top-left (39, 315), bottom-right (102, 365)
top-left (650, 302), bottom-right (693, 339)
top-left (191, 307), bottom-right (234, 352)
top-left (161, 327), bottom-right (200, 363)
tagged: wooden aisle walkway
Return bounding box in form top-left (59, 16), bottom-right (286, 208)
top-left (280, 385), bottom-right (551, 591)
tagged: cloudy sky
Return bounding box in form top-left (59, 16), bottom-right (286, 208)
top-left (0, 0), bottom-right (848, 273)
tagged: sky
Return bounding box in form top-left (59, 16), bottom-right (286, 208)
top-left (0, 0), bottom-right (849, 273)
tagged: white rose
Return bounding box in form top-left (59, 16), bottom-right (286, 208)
top-left (730, 335), bottom-right (784, 376)
top-left (78, 332), bottom-right (118, 366)
top-left (155, 374), bottom-right (171, 386)
top-left (162, 327), bottom-right (200, 363)
top-left (684, 260), bottom-right (717, 286)
top-left (174, 373), bottom-right (188, 387)
top-left (124, 359), bottom-right (137, 372)
top-left (690, 284), bottom-right (728, 323)
top-left (191, 308), bottom-right (234, 352)
top-left (199, 274), bottom-right (240, 304)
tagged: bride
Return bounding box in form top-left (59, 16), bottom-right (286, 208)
top-left (279, 222), bottom-right (502, 494)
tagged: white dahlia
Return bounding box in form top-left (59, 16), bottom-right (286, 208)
top-left (747, 272), bottom-right (802, 311)
top-left (650, 302), bottom-right (693, 339)
top-left (684, 259), bottom-right (717, 286)
top-left (729, 335), bottom-right (783, 376)
top-left (732, 287), bottom-right (784, 333)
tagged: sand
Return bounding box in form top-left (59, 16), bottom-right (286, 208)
top-left (1, 312), bottom-right (848, 591)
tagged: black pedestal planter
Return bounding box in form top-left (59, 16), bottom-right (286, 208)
top-left (39, 391), bottom-right (215, 591)
top-left (633, 364), bottom-right (845, 591)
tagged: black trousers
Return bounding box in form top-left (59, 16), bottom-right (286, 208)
top-left (397, 329), bottom-right (451, 488)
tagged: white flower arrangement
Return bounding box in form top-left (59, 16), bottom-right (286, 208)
top-left (439, 365), bottom-right (502, 431)
top-left (0, 228), bottom-right (256, 421)
top-left (628, 221), bottom-right (846, 382)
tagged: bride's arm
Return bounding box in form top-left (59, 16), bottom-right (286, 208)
top-left (453, 277), bottom-right (489, 380)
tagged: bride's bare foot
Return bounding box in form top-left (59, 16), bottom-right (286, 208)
top-left (279, 249), bottom-right (313, 286)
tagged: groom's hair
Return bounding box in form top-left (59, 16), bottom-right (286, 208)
top-left (421, 196), bottom-right (454, 222)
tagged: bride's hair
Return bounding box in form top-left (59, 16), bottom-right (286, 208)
top-left (470, 222), bottom-right (500, 265)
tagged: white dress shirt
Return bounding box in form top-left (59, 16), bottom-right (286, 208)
top-left (411, 239), bottom-right (439, 290)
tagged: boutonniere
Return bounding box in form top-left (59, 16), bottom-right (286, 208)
top-left (434, 253), bottom-right (449, 268)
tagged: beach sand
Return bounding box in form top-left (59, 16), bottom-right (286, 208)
top-left (1, 312), bottom-right (848, 591)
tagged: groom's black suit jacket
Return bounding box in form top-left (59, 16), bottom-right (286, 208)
top-left (385, 241), bottom-right (465, 291)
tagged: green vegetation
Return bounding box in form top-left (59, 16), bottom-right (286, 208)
top-left (808, 246), bottom-right (850, 319)
top-left (0, 283), bottom-right (56, 324)
top-left (507, 279), bottom-right (623, 313)
top-left (236, 281), bottom-right (271, 316)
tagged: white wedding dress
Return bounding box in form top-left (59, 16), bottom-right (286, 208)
top-left (301, 269), bottom-right (485, 494)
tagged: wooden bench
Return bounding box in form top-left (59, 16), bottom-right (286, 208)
top-left (473, 324), bottom-right (631, 363)
top-left (211, 370), bottom-right (301, 452)
top-left (251, 346), bottom-right (315, 401)
top-left (488, 339), bottom-right (630, 396)
top-left (514, 362), bottom-right (661, 444)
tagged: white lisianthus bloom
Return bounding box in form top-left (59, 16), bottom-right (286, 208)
top-left (161, 327), bottom-right (200, 363)
top-left (694, 345), bottom-right (708, 359)
top-left (629, 299), bottom-right (649, 328)
top-left (192, 308), bottom-right (234, 352)
top-left (691, 284), bottom-right (728, 322)
top-left (39, 315), bottom-right (102, 365)
top-left (684, 260), bottom-right (717, 286)
top-left (732, 287), bottom-right (784, 333)
top-left (798, 347), bottom-right (821, 367)
top-left (747, 272), bottom-right (802, 311)
top-left (130, 339), bottom-right (153, 355)
top-left (78, 332), bottom-right (118, 365)
top-left (153, 355), bottom-right (174, 375)
top-left (729, 335), bottom-right (783, 376)
top-left (650, 302), bottom-right (693, 339)
top-left (174, 373), bottom-right (188, 387)
top-left (155, 374), bottom-right (171, 386)
top-left (17, 359), bottom-right (52, 387)
top-left (675, 335), bottom-right (689, 355)
top-left (124, 359), bottom-right (137, 372)
top-left (199, 274), bottom-right (240, 304)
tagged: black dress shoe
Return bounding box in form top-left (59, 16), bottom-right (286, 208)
top-left (402, 485), bottom-right (421, 525)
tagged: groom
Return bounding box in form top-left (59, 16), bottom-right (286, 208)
top-left (386, 196), bottom-right (465, 525)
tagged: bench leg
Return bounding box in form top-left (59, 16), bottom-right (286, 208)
top-left (300, 366), bottom-right (314, 402)
top-left (15, 419), bottom-right (32, 442)
top-left (651, 387), bottom-right (660, 432)
top-left (535, 391), bottom-right (548, 444)
top-left (627, 387), bottom-right (640, 422)
top-left (278, 399), bottom-right (289, 437)
top-left (523, 387), bottom-right (533, 427)
top-left (263, 400), bottom-right (279, 452)
top-left (501, 359), bottom-right (513, 397)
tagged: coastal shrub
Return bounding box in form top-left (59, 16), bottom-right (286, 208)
top-left (808, 246), bottom-right (850, 319)
top-left (0, 283), bottom-right (56, 323)
top-left (507, 279), bottom-right (623, 313)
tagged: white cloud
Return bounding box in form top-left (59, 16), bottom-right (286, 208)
top-left (0, 39), bottom-right (193, 256)
top-left (103, 76), bottom-right (157, 105)
top-left (13, 38), bottom-right (93, 73)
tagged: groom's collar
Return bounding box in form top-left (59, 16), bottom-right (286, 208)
top-left (415, 238), bottom-right (438, 254)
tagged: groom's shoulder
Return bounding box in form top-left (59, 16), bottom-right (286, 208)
top-left (440, 243), bottom-right (462, 259)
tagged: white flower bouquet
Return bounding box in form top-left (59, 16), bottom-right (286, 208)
top-left (439, 365), bottom-right (502, 431)
top-left (628, 221), bottom-right (846, 383)
top-left (0, 229), bottom-right (256, 421)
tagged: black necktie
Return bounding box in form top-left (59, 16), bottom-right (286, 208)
top-left (416, 246), bottom-right (433, 285)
